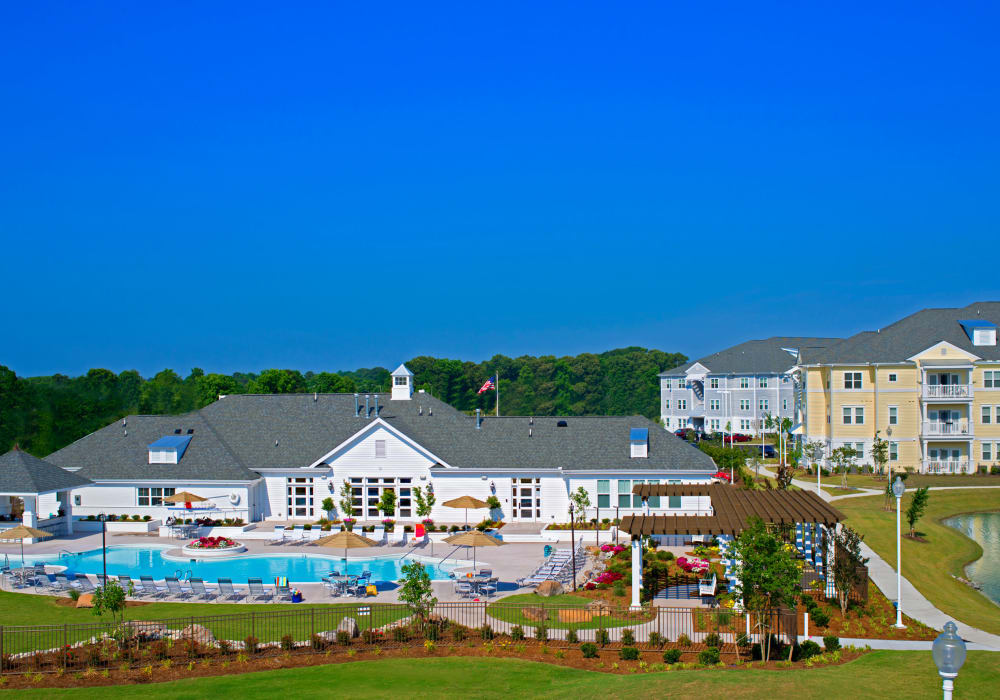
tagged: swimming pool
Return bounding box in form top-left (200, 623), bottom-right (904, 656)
top-left (35, 546), bottom-right (459, 584)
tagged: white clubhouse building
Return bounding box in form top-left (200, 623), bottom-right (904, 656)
top-left (44, 365), bottom-right (718, 526)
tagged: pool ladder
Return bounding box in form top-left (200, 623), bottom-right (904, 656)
top-left (174, 569), bottom-right (193, 581)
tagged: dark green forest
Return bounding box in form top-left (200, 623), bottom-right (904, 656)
top-left (0, 347), bottom-right (685, 457)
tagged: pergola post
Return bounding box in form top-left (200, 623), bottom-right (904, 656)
top-left (630, 535), bottom-right (642, 609)
top-left (62, 491), bottom-right (73, 535)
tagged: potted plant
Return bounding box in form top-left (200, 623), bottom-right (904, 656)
top-left (321, 497), bottom-right (335, 519)
top-left (342, 517), bottom-right (356, 532)
top-left (382, 518), bottom-right (396, 532)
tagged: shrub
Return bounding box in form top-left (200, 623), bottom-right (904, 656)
top-left (243, 636), bottom-right (259, 654)
top-left (566, 629), bottom-right (579, 644)
top-left (280, 634), bottom-right (294, 651)
top-left (303, 524), bottom-right (312, 531)
top-left (68, 588), bottom-right (81, 601)
top-left (621, 629), bottom-right (635, 646)
top-left (142, 515), bottom-right (152, 521)
top-left (799, 640), bottom-right (822, 659)
top-left (131, 514), bottom-right (141, 521)
top-left (535, 624), bottom-right (549, 642)
top-left (449, 525), bottom-right (460, 533)
top-left (310, 634), bottom-right (326, 651)
top-left (703, 633), bottom-right (722, 649)
top-left (823, 635), bottom-right (840, 652)
top-left (510, 625), bottom-right (525, 641)
top-left (698, 647), bottom-right (721, 665)
top-left (663, 648), bottom-right (682, 664)
top-left (596, 628), bottom-right (610, 646)
top-left (656, 550), bottom-right (670, 561)
top-left (612, 580), bottom-right (626, 597)
top-left (452, 626), bottom-right (468, 641)
top-left (149, 640), bottom-right (168, 660)
top-left (647, 632), bottom-right (664, 648)
top-left (811, 609), bottom-right (830, 627)
top-left (619, 646), bottom-right (640, 660)
top-left (480, 624), bottom-right (494, 640)
top-left (677, 634), bottom-right (692, 647)
top-left (392, 627), bottom-right (409, 642)
top-left (336, 630), bottom-right (351, 645)
top-left (735, 633), bottom-right (750, 647)
top-left (992, 466), bottom-right (1000, 475)
top-left (580, 642), bottom-right (599, 658)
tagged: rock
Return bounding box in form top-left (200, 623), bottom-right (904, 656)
top-left (585, 599), bottom-right (611, 614)
top-left (179, 624), bottom-right (215, 644)
top-left (534, 580), bottom-right (564, 597)
top-left (521, 606), bottom-right (548, 622)
top-left (75, 594), bottom-right (94, 608)
top-left (337, 617), bottom-right (359, 638)
top-left (127, 620), bottom-right (168, 638)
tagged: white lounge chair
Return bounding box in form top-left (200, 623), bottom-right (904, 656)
top-left (699, 573), bottom-right (717, 597)
top-left (371, 527), bottom-right (385, 545)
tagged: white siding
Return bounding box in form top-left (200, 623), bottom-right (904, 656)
top-left (71, 483), bottom-right (252, 522)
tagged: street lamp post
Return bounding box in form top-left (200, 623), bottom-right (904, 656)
top-left (569, 502), bottom-right (577, 592)
top-left (932, 621), bottom-right (967, 700)
top-left (98, 513), bottom-right (107, 587)
top-left (812, 444), bottom-right (825, 496)
top-left (892, 476), bottom-right (906, 628)
top-left (595, 505), bottom-right (599, 549)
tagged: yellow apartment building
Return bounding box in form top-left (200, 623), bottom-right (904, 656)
top-left (795, 302), bottom-right (1000, 474)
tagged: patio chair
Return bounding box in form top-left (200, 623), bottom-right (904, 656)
top-left (481, 577), bottom-right (499, 597)
top-left (699, 573), bottom-right (717, 597)
top-left (453, 580), bottom-right (474, 598)
top-left (247, 577), bottom-right (274, 603)
top-left (217, 578), bottom-right (245, 603)
top-left (75, 575), bottom-right (97, 594)
top-left (371, 527), bottom-right (385, 545)
top-left (267, 531), bottom-right (288, 546)
top-left (323, 579), bottom-right (342, 597)
top-left (138, 575), bottom-right (168, 599)
top-left (53, 572), bottom-right (73, 591)
top-left (478, 569), bottom-right (493, 578)
top-left (275, 581), bottom-right (294, 602)
top-left (165, 576), bottom-right (193, 600)
top-left (116, 575), bottom-right (138, 595)
top-left (189, 578), bottom-right (218, 602)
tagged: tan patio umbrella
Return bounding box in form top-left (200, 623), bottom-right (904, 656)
top-left (0, 524), bottom-right (54, 566)
top-left (162, 491), bottom-right (209, 504)
top-left (444, 529), bottom-right (503, 571)
top-left (314, 530), bottom-right (378, 560)
top-left (442, 495), bottom-right (490, 528)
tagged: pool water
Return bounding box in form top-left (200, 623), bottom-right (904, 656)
top-left (943, 512), bottom-right (1000, 605)
top-left (35, 546), bottom-right (457, 584)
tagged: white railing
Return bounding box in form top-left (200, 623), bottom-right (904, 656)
top-left (922, 420), bottom-right (971, 436)
top-left (923, 384), bottom-right (972, 399)
top-left (923, 459), bottom-right (972, 474)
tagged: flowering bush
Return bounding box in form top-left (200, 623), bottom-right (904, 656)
top-left (188, 536), bottom-right (238, 549)
top-left (593, 571), bottom-right (624, 585)
top-left (676, 556), bottom-right (710, 574)
top-left (599, 544), bottom-right (626, 554)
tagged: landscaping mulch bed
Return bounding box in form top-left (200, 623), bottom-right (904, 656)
top-left (800, 584), bottom-right (937, 641)
top-left (0, 640), bottom-right (870, 690)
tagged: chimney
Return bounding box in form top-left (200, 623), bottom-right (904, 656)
top-left (476, 408), bottom-right (482, 429)
top-left (354, 393), bottom-right (360, 417)
top-left (365, 394), bottom-right (370, 418)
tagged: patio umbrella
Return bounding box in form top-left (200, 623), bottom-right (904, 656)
top-left (444, 529), bottom-right (503, 571)
top-left (0, 524), bottom-right (53, 567)
top-left (314, 530), bottom-right (378, 560)
top-left (442, 495), bottom-right (490, 528)
top-left (162, 491), bottom-right (209, 504)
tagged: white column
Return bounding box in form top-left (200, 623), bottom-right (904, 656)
top-left (22, 496), bottom-right (36, 528)
top-left (630, 536), bottom-right (642, 609)
top-left (62, 491), bottom-right (73, 535)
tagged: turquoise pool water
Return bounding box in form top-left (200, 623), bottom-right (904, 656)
top-left (943, 512), bottom-right (1000, 605)
top-left (34, 546), bottom-right (457, 583)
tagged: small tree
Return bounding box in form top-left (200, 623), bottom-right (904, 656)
top-left (884, 472), bottom-right (908, 511)
top-left (728, 517), bottom-right (800, 662)
top-left (905, 487), bottom-right (930, 537)
top-left (486, 495), bottom-right (502, 519)
top-left (870, 431), bottom-right (889, 480)
top-left (321, 497), bottom-right (335, 518)
top-left (805, 440), bottom-right (826, 473)
top-left (398, 561), bottom-right (437, 625)
top-left (413, 486), bottom-right (436, 520)
top-left (92, 579), bottom-right (134, 637)
top-left (830, 445), bottom-right (858, 487)
top-left (338, 480), bottom-right (354, 519)
top-left (831, 526), bottom-right (870, 616)
top-left (569, 486), bottom-right (591, 522)
top-left (378, 489), bottom-right (397, 518)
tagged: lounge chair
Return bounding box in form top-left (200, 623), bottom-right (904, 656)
top-left (138, 575), bottom-right (168, 599)
top-left (117, 574), bottom-right (136, 595)
top-left (165, 576), bottom-right (193, 600)
top-left (247, 577), bottom-right (274, 603)
top-left (75, 575), bottom-right (97, 594)
top-left (267, 531), bottom-right (288, 546)
top-left (275, 581), bottom-right (294, 601)
top-left (53, 572), bottom-right (73, 591)
top-left (289, 529), bottom-right (307, 546)
top-left (371, 527), bottom-right (385, 545)
top-left (189, 578), bottom-right (218, 601)
top-left (391, 530), bottom-right (407, 547)
top-left (217, 578), bottom-right (245, 603)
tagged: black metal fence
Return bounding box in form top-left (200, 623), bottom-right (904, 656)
top-left (0, 603), bottom-right (796, 675)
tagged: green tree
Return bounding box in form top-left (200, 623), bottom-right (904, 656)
top-left (831, 526), bottom-right (870, 616)
top-left (905, 487), bottom-right (930, 537)
top-left (413, 486), bottom-right (436, 519)
top-left (569, 486), bottom-right (591, 521)
top-left (870, 430), bottom-right (889, 478)
top-left (249, 369), bottom-right (307, 394)
top-left (398, 561), bottom-right (437, 624)
top-left (321, 497), bottom-right (335, 517)
top-left (830, 445), bottom-right (858, 487)
top-left (308, 372), bottom-right (357, 393)
top-left (92, 579), bottom-right (134, 633)
top-left (338, 480), bottom-right (354, 521)
top-left (728, 517), bottom-right (801, 661)
top-left (378, 490), bottom-right (397, 518)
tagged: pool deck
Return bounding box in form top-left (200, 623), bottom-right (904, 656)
top-left (1, 531), bottom-right (587, 603)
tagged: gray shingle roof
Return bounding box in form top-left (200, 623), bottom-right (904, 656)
top-left (799, 302), bottom-right (1000, 364)
top-left (0, 448), bottom-right (92, 494)
top-left (663, 337), bottom-right (840, 376)
top-left (44, 392), bottom-right (716, 479)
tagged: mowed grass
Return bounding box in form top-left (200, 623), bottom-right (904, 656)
top-left (814, 473), bottom-right (1000, 490)
top-left (836, 489), bottom-right (1000, 635)
top-left (8, 653), bottom-right (1000, 699)
top-left (486, 593), bottom-right (645, 629)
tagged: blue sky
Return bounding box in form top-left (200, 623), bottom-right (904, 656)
top-left (2, 2), bottom-right (998, 377)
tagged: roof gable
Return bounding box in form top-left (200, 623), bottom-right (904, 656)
top-left (907, 341), bottom-right (980, 363)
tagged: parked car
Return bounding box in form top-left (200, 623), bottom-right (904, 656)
top-left (730, 433), bottom-right (754, 443)
top-left (674, 428), bottom-right (707, 442)
top-left (735, 444), bottom-right (776, 458)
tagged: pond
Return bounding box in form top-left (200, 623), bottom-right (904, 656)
top-left (942, 511), bottom-right (1000, 605)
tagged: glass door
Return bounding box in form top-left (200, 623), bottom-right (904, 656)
top-left (510, 478), bottom-right (540, 521)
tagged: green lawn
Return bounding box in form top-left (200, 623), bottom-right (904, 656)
top-left (486, 593), bottom-right (646, 629)
top-left (812, 472), bottom-right (1000, 490)
top-left (8, 653), bottom-right (1000, 699)
top-left (836, 489), bottom-right (1000, 636)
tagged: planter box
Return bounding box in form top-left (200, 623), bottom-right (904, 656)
top-left (76, 519), bottom-right (159, 533)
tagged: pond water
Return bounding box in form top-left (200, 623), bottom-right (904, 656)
top-left (942, 512), bottom-right (1000, 605)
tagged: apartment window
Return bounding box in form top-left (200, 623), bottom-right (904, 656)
top-left (888, 373), bottom-right (897, 383)
top-left (888, 406), bottom-right (898, 425)
top-left (677, 417), bottom-right (689, 428)
top-left (759, 377), bottom-right (768, 388)
top-left (889, 442), bottom-right (898, 461)
top-left (668, 479), bottom-right (681, 509)
top-left (739, 419), bottom-right (751, 431)
top-left (138, 487), bottom-right (176, 507)
top-left (647, 480), bottom-right (660, 508)
top-left (710, 378), bottom-right (719, 389)
top-left (375, 439), bottom-right (387, 458)
top-left (664, 400), bottom-right (670, 411)
top-left (710, 419), bottom-right (720, 431)
top-left (663, 418), bottom-right (671, 428)
top-left (782, 399), bottom-right (788, 411)
top-left (597, 480), bottom-right (610, 509)
top-left (664, 379), bottom-right (671, 389)
top-left (854, 442), bottom-right (865, 459)
top-left (632, 480), bottom-right (645, 508)
top-left (983, 443), bottom-right (993, 461)
top-left (983, 406), bottom-right (993, 425)
top-left (709, 399), bottom-right (720, 411)
top-left (617, 480), bottom-right (631, 508)
top-left (740, 377), bottom-right (750, 389)
top-left (843, 406), bottom-right (864, 424)
top-left (759, 399), bottom-right (769, 412)
top-left (844, 372), bottom-right (862, 389)
top-left (739, 399), bottom-right (750, 411)
top-left (677, 400), bottom-right (687, 410)
top-left (676, 380), bottom-right (685, 390)
top-left (985, 371), bottom-right (999, 388)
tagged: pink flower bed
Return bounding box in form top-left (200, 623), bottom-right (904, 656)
top-left (187, 536), bottom-right (238, 550)
top-left (599, 544), bottom-right (626, 554)
top-left (676, 556), bottom-right (710, 573)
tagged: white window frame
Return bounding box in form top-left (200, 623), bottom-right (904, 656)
top-left (888, 406), bottom-right (898, 425)
top-left (844, 372), bottom-right (862, 390)
top-left (843, 406), bottom-right (864, 425)
top-left (983, 406), bottom-right (992, 425)
top-left (375, 439), bottom-right (387, 458)
top-left (710, 378), bottom-right (719, 389)
top-left (739, 377), bottom-right (749, 389)
top-left (759, 399), bottom-right (768, 412)
top-left (888, 373), bottom-right (897, 383)
top-left (889, 442), bottom-right (898, 461)
top-left (677, 399), bottom-right (687, 410)
top-left (759, 377), bottom-right (768, 388)
top-left (664, 400), bottom-right (670, 411)
top-left (983, 442), bottom-right (993, 461)
top-left (739, 399), bottom-right (750, 411)
top-left (709, 399), bottom-right (720, 411)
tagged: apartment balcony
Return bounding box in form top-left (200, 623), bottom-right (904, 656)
top-left (921, 420), bottom-right (972, 437)
top-left (922, 459), bottom-right (973, 475)
top-left (922, 384), bottom-right (973, 401)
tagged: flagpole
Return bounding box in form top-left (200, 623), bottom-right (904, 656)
top-left (496, 373), bottom-right (499, 417)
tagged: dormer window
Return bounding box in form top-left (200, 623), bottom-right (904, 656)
top-left (630, 428), bottom-right (649, 458)
top-left (147, 435), bottom-right (192, 464)
top-left (959, 319), bottom-right (997, 347)
top-left (394, 376), bottom-right (408, 386)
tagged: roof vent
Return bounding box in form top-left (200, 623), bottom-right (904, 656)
top-left (274, 439), bottom-right (279, 447)
top-left (313, 392), bottom-right (318, 402)
top-left (174, 429), bottom-right (182, 435)
top-left (557, 420), bottom-right (568, 427)
top-left (419, 405), bottom-right (423, 416)
top-left (476, 408), bottom-right (482, 429)
top-left (187, 429), bottom-right (194, 435)
top-left (529, 416), bottom-right (534, 425)
top-left (429, 406), bottom-right (433, 416)
top-left (529, 427), bottom-right (532, 438)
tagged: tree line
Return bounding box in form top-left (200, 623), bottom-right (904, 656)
top-left (0, 347), bottom-right (686, 457)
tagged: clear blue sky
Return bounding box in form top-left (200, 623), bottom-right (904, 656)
top-left (2, 2), bottom-right (998, 377)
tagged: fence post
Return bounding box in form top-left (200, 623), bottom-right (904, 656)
top-left (63, 624), bottom-right (68, 668)
top-left (311, 607), bottom-right (315, 640)
top-left (251, 611), bottom-right (256, 641)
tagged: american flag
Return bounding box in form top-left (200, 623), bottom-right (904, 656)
top-left (477, 375), bottom-right (497, 394)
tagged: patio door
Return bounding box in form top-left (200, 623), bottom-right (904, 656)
top-left (510, 478), bottom-right (541, 521)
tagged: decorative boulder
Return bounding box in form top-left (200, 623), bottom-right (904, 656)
top-left (534, 580), bottom-right (564, 597)
top-left (585, 599), bottom-right (611, 614)
top-left (180, 624), bottom-right (216, 644)
top-left (337, 617), bottom-right (360, 638)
